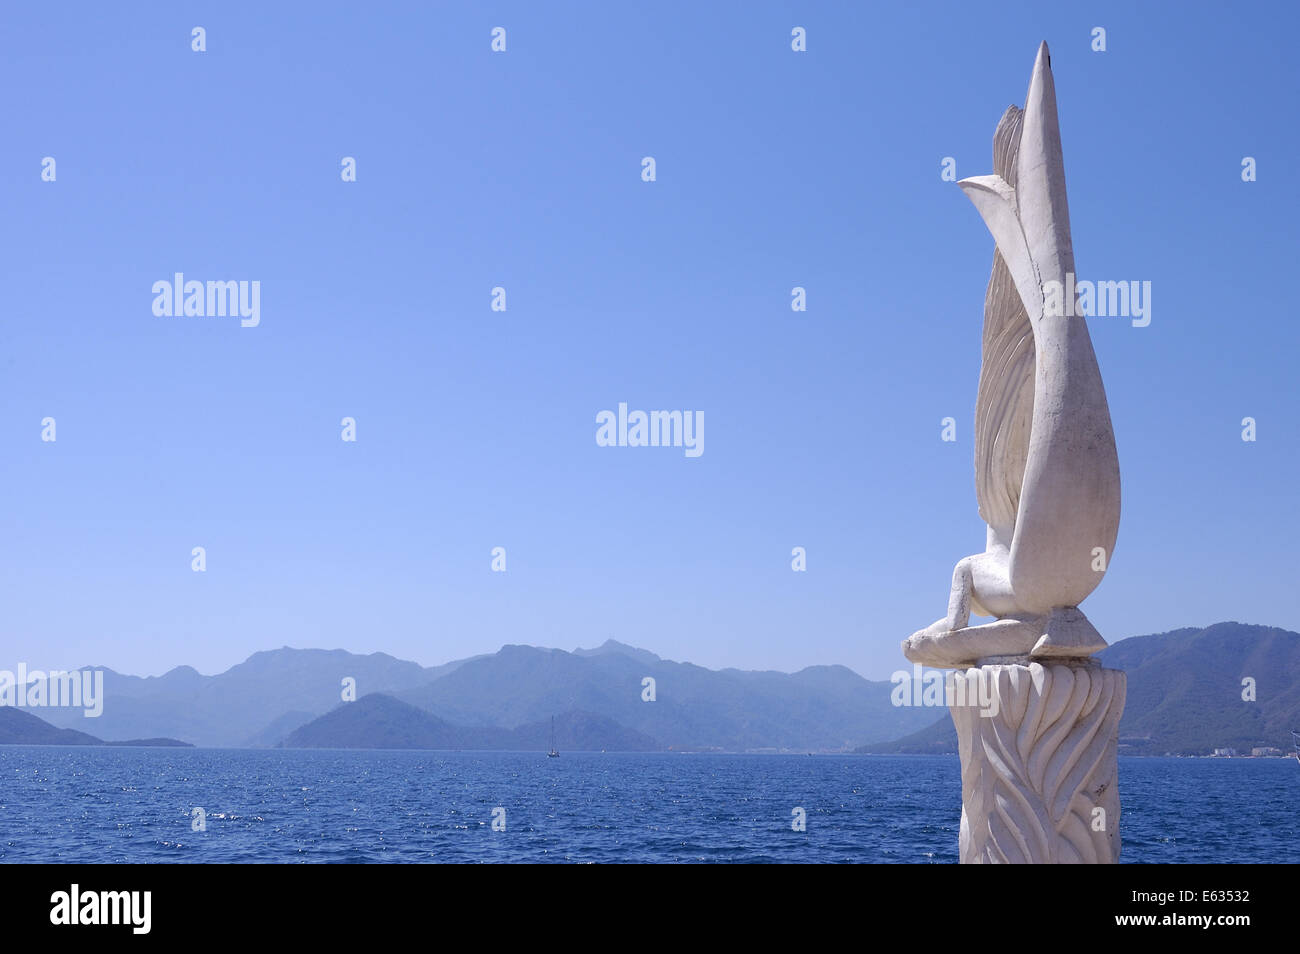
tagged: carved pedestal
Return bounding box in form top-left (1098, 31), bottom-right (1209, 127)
top-left (948, 661), bottom-right (1125, 863)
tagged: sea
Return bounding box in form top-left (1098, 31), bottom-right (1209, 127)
top-left (0, 749), bottom-right (1294, 863)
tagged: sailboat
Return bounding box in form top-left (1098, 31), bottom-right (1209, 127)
top-left (1291, 730), bottom-right (1299, 764)
top-left (547, 716), bottom-right (560, 758)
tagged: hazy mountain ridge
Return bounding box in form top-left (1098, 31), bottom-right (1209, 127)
top-left (0, 707), bottom-right (191, 747)
top-left (16, 638), bottom-right (932, 751)
top-left (281, 695), bottom-right (661, 751)
top-left (16, 623), bottom-right (1293, 754)
top-left (393, 641), bottom-right (932, 751)
top-left (22, 648), bottom-right (452, 747)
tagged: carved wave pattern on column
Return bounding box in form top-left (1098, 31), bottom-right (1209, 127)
top-left (950, 663), bottom-right (1126, 863)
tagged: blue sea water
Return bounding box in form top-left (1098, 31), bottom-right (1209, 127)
top-left (0, 749), bottom-right (1294, 863)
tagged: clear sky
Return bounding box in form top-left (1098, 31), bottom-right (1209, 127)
top-left (2, 2), bottom-right (1297, 681)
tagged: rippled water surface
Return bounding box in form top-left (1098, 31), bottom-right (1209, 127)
top-left (0, 749), bottom-right (1294, 863)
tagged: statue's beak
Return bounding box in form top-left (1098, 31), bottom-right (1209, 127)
top-left (1019, 41), bottom-right (1060, 188)
top-left (956, 41), bottom-right (1074, 323)
top-left (1015, 41), bottom-right (1074, 278)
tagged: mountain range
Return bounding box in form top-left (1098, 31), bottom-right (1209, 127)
top-left (11, 622), bottom-right (1298, 754)
top-left (17, 639), bottom-right (936, 751)
top-left (281, 696), bottom-right (661, 751)
top-left (388, 641), bottom-right (930, 751)
top-left (16, 649), bottom-right (464, 748)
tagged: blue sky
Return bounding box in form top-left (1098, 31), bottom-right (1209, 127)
top-left (2, 2), bottom-right (1297, 680)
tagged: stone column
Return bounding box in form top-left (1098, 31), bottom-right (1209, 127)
top-left (947, 660), bottom-right (1125, 863)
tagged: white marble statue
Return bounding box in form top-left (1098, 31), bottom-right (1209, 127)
top-left (904, 42), bottom-right (1121, 669)
top-left (902, 43), bottom-right (1127, 864)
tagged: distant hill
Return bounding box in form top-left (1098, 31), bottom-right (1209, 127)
top-left (1100, 621), bottom-right (1300, 755)
top-left (394, 640), bottom-right (935, 751)
top-left (23, 648), bottom-right (458, 747)
top-left (572, 639), bottom-right (664, 668)
top-left (243, 710), bottom-right (317, 748)
top-left (282, 695), bottom-right (661, 751)
top-left (0, 707), bottom-right (191, 747)
top-left (0, 708), bottom-right (101, 745)
top-left (856, 622), bottom-right (1300, 756)
top-left (855, 714), bottom-right (956, 755)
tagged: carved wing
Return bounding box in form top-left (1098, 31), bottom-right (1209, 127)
top-left (973, 106), bottom-right (1035, 543)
